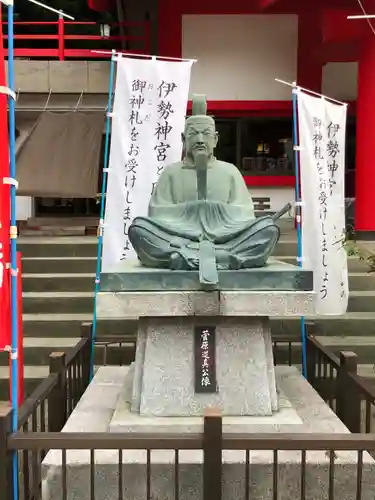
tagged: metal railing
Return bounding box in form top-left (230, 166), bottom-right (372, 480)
top-left (3, 19), bottom-right (150, 60)
top-left (0, 322), bottom-right (375, 499)
top-left (2, 413), bottom-right (375, 500)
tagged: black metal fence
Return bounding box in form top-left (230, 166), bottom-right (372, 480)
top-left (1, 321), bottom-right (375, 500)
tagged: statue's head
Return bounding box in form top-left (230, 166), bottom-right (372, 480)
top-left (182, 95), bottom-right (218, 161)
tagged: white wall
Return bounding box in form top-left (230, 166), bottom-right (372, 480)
top-left (16, 197), bottom-right (33, 221)
top-left (322, 62), bottom-right (358, 101)
top-left (182, 15), bottom-right (298, 100)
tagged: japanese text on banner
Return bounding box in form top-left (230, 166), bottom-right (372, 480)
top-left (102, 57), bottom-right (192, 270)
top-left (298, 91), bottom-right (348, 315)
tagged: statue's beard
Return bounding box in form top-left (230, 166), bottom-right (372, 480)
top-left (190, 149), bottom-right (212, 162)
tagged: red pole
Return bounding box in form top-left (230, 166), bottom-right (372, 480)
top-left (58, 15), bottom-right (65, 61)
top-left (8, 253), bottom-right (24, 406)
top-left (0, 3), bottom-right (11, 354)
top-left (16, 253), bottom-right (23, 405)
top-left (355, 33), bottom-right (375, 234)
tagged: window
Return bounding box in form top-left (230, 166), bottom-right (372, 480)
top-left (214, 117), bottom-right (294, 176)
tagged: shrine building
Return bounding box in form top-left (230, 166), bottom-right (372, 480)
top-left (4, 0), bottom-right (375, 238)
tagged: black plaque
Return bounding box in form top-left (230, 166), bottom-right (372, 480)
top-left (194, 326), bottom-right (217, 393)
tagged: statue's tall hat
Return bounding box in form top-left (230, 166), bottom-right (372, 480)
top-left (185, 94), bottom-right (214, 127)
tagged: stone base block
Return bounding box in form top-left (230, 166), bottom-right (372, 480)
top-left (41, 366), bottom-right (375, 500)
top-left (96, 290), bottom-right (315, 319)
top-left (133, 317), bottom-right (278, 417)
top-left (112, 362), bottom-right (301, 433)
top-left (100, 259), bottom-right (314, 292)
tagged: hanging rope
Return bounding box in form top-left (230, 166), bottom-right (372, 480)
top-left (355, 0), bottom-right (375, 36)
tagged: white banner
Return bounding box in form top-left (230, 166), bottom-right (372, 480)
top-left (102, 57), bottom-right (193, 271)
top-left (298, 91), bottom-right (348, 315)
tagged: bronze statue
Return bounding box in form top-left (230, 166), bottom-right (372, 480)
top-left (128, 95), bottom-right (281, 289)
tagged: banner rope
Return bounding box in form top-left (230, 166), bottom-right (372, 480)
top-left (291, 83), bottom-right (308, 379)
top-left (275, 78), bottom-right (347, 106)
top-left (90, 50), bottom-right (116, 381)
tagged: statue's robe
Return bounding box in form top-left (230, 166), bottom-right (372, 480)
top-left (128, 158), bottom-right (280, 270)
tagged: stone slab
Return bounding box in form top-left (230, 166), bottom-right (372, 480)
top-left (96, 290), bottom-right (315, 319)
top-left (41, 366), bottom-right (375, 500)
top-left (137, 317), bottom-right (277, 417)
top-left (100, 259), bottom-right (313, 292)
top-left (48, 61), bottom-right (89, 93)
top-left (112, 362), bottom-right (300, 433)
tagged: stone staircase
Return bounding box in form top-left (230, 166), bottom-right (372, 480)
top-left (1, 220), bottom-right (375, 399)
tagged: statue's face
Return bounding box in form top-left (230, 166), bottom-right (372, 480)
top-left (182, 118), bottom-right (218, 159)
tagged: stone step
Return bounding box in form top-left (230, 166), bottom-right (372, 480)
top-left (272, 314), bottom-right (375, 337)
top-left (21, 227), bottom-right (86, 237)
top-left (18, 237), bottom-right (98, 258)
top-left (348, 273), bottom-right (375, 291)
top-left (0, 364), bottom-right (102, 400)
top-left (317, 336), bottom-right (375, 365)
top-left (21, 312), bottom-right (375, 338)
top-left (21, 255), bottom-right (368, 276)
top-left (0, 338), bottom-right (135, 367)
top-left (26, 217), bottom-right (99, 227)
top-left (23, 273), bottom-right (96, 292)
top-left (18, 237), bottom-right (300, 259)
top-left (0, 365), bottom-right (49, 400)
top-left (348, 291), bottom-right (375, 312)
top-left (22, 292), bottom-right (94, 315)
top-left (22, 257), bottom-right (97, 274)
top-left (22, 313), bottom-right (134, 337)
top-left (20, 290), bottom-right (375, 315)
top-left (273, 337), bottom-right (375, 365)
top-left (279, 255), bottom-right (369, 272)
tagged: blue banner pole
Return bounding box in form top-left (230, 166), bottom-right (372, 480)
top-left (7, 3), bottom-right (20, 498)
top-left (90, 51), bottom-right (116, 381)
top-left (292, 86), bottom-right (307, 378)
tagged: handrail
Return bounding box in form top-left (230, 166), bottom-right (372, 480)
top-left (18, 373), bottom-right (59, 427)
top-left (8, 432), bottom-right (375, 451)
top-left (349, 371), bottom-right (375, 402)
top-left (308, 334), bottom-right (341, 368)
top-left (64, 337), bottom-right (89, 366)
top-left (3, 19), bottom-right (151, 60)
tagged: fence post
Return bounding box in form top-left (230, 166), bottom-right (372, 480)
top-left (337, 351), bottom-right (361, 433)
top-left (0, 404), bottom-right (14, 500)
top-left (58, 14), bottom-right (65, 61)
top-left (305, 322), bottom-right (316, 386)
top-left (203, 409), bottom-right (222, 500)
top-left (81, 322), bottom-right (93, 390)
top-left (48, 352), bottom-right (67, 432)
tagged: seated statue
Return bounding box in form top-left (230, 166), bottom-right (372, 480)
top-left (128, 95), bottom-right (281, 289)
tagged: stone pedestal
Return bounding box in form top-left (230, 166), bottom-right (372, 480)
top-left (133, 317), bottom-right (278, 416)
top-left (97, 264), bottom-right (315, 418)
